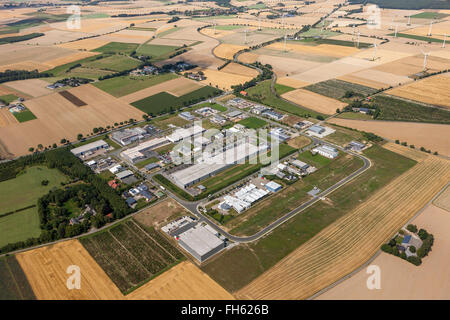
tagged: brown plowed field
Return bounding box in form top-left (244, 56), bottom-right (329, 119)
top-left (0, 108), bottom-right (19, 127)
top-left (237, 156), bottom-right (450, 300)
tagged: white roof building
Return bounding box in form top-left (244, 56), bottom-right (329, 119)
top-left (71, 140), bottom-right (109, 157)
top-left (312, 145), bottom-right (339, 159)
top-left (166, 125), bottom-right (205, 143)
top-left (177, 224), bottom-right (225, 262)
top-left (120, 137), bottom-right (169, 163)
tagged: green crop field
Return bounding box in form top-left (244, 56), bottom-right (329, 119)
top-left (0, 256), bottom-right (36, 300)
top-left (337, 112), bottom-right (373, 120)
top-left (93, 73), bottom-right (178, 97)
top-left (274, 83), bottom-right (295, 95)
top-left (390, 33), bottom-right (444, 43)
top-left (131, 86), bottom-right (222, 115)
top-left (411, 12), bottom-right (448, 19)
top-left (297, 150), bottom-right (333, 168)
top-left (374, 94), bottom-right (450, 124)
top-left (13, 110), bottom-right (37, 123)
top-left (303, 79), bottom-right (377, 100)
top-left (0, 94), bottom-right (18, 104)
top-left (80, 219), bottom-right (184, 294)
top-left (246, 80), bottom-right (323, 118)
top-left (238, 117), bottom-right (267, 129)
top-left (156, 27), bottom-right (181, 38)
top-left (299, 28), bottom-right (341, 38)
top-left (46, 54), bottom-right (116, 80)
top-left (193, 102), bottom-right (227, 112)
top-left (202, 144), bottom-right (417, 293)
top-left (0, 207), bottom-right (41, 247)
top-left (83, 55), bottom-right (141, 72)
top-left (136, 44), bottom-right (180, 58)
top-left (93, 42), bottom-right (140, 54)
top-left (214, 25), bottom-right (243, 30)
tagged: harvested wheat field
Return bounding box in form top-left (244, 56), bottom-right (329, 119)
top-left (201, 27), bottom-right (235, 39)
top-left (277, 77), bottom-right (310, 89)
top-left (382, 142), bottom-right (430, 162)
top-left (16, 240), bottom-right (123, 300)
top-left (237, 155), bottom-right (450, 300)
top-left (134, 198), bottom-right (192, 228)
top-left (44, 51), bottom-right (100, 69)
top-left (0, 84), bottom-right (144, 157)
top-left (340, 69), bottom-right (412, 88)
top-left (257, 54), bottom-right (322, 77)
top-left (0, 108), bottom-right (18, 127)
top-left (374, 55), bottom-right (450, 77)
top-left (119, 77), bottom-right (193, 103)
top-left (328, 118), bottom-right (450, 157)
top-left (57, 38), bottom-right (110, 51)
top-left (317, 203), bottom-right (450, 300)
top-left (220, 62), bottom-right (259, 77)
top-left (166, 79), bottom-right (204, 97)
top-left (238, 52), bottom-right (258, 64)
top-left (386, 74), bottom-right (450, 108)
top-left (266, 42), bottom-right (359, 58)
top-left (201, 68), bottom-right (253, 91)
top-left (282, 89), bottom-right (347, 115)
top-left (433, 185), bottom-right (450, 212)
top-left (214, 44), bottom-right (248, 60)
top-left (3, 79), bottom-right (52, 98)
top-left (127, 261), bottom-right (234, 300)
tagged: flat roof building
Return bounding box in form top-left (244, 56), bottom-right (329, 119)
top-left (177, 223), bottom-right (225, 262)
top-left (179, 111), bottom-right (195, 121)
top-left (308, 125), bottom-right (326, 135)
top-left (120, 137), bottom-right (169, 163)
top-left (116, 169), bottom-right (134, 180)
top-left (312, 145), bottom-right (339, 159)
top-left (71, 140), bottom-right (109, 157)
top-left (111, 127), bottom-right (147, 146)
top-left (292, 159), bottom-right (309, 170)
top-left (166, 124), bottom-right (205, 143)
top-left (265, 181), bottom-right (282, 192)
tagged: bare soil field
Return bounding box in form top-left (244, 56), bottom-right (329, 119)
top-left (237, 155), bottom-right (450, 299)
top-left (327, 118), bottom-right (450, 157)
top-left (277, 77), bottom-right (311, 88)
top-left (127, 261), bottom-right (234, 300)
top-left (287, 135), bottom-right (312, 149)
top-left (24, 30), bottom-right (90, 46)
top-left (317, 204), bottom-right (450, 300)
top-left (120, 77), bottom-right (193, 103)
top-left (433, 185), bottom-right (450, 212)
top-left (200, 68), bottom-right (253, 91)
top-left (338, 74), bottom-right (396, 89)
top-left (352, 49), bottom-right (413, 65)
top-left (282, 89), bottom-right (347, 115)
top-left (214, 43), bottom-right (248, 60)
top-left (134, 198), bottom-right (192, 229)
top-left (0, 108), bottom-right (19, 127)
top-left (16, 240), bottom-right (123, 300)
top-left (386, 73), bottom-right (450, 108)
top-left (3, 79), bottom-right (52, 98)
top-left (0, 84), bottom-right (143, 157)
top-left (200, 27), bottom-right (236, 39)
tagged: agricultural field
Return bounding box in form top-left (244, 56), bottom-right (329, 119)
top-left (200, 68), bottom-right (254, 91)
top-left (93, 73), bottom-right (178, 97)
top-left (83, 55), bottom-right (141, 73)
top-left (434, 185), bottom-right (450, 212)
top-left (0, 256), bottom-right (35, 300)
top-left (0, 108), bottom-right (18, 127)
top-left (214, 44), bottom-right (248, 60)
top-left (281, 89), bottom-right (348, 115)
top-left (3, 79), bottom-right (51, 98)
top-left (81, 219), bottom-right (184, 293)
top-left (16, 240), bottom-right (123, 299)
top-left (386, 73), bottom-right (450, 108)
top-left (303, 79), bottom-right (377, 100)
top-left (202, 145), bottom-right (417, 293)
top-left (136, 44), bottom-right (180, 60)
top-left (318, 203), bottom-right (450, 299)
top-left (328, 118), bottom-right (450, 157)
top-left (287, 135), bottom-right (312, 149)
top-left (131, 86), bottom-right (221, 115)
top-left (93, 42), bottom-right (139, 55)
top-left (13, 110), bottom-right (37, 123)
top-left (0, 93), bottom-right (18, 104)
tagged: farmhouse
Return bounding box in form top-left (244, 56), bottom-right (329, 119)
top-left (111, 127), bottom-right (147, 146)
top-left (312, 145), bottom-right (339, 159)
top-left (177, 223), bottom-right (226, 262)
top-left (166, 124), bottom-right (205, 143)
top-left (120, 137), bottom-right (169, 163)
top-left (71, 140), bottom-right (109, 158)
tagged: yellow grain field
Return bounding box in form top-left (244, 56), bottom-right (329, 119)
top-left (277, 77), bottom-right (311, 88)
top-left (201, 27), bottom-right (235, 39)
top-left (220, 62), bottom-right (259, 77)
top-left (200, 68), bottom-right (253, 90)
top-left (237, 156), bottom-right (450, 299)
top-left (214, 44), bottom-right (248, 60)
top-left (44, 51), bottom-right (100, 69)
top-left (16, 240), bottom-right (123, 300)
top-left (57, 38), bottom-right (110, 51)
top-left (238, 52), bottom-right (259, 64)
top-left (281, 89), bottom-right (347, 115)
top-left (166, 79), bottom-right (204, 97)
top-left (127, 261), bottom-right (235, 300)
top-left (266, 42), bottom-right (360, 58)
top-left (433, 185), bottom-right (450, 212)
top-left (386, 74), bottom-right (450, 108)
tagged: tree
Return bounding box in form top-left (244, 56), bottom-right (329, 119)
top-left (28, 147), bottom-right (34, 153)
top-left (37, 144), bottom-right (43, 151)
top-left (418, 229), bottom-right (429, 240)
top-left (60, 138), bottom-right (67, 144)
top-left (336, 108), bottom-right (341, 113)
top-left (409, 246), bottom-right (416, 253)
top-left (381, 244), bottom-right (393, 254)
top-left (407, 256), bottom-right (422, 266)
top-left (406, 224), bottom-right (417, 233)
top-left (52, 143), bottom-right (57, 149)
top-left (77, 133), bottom-right (83, 141)
top-left (93, 127), bottom-right (99, 134)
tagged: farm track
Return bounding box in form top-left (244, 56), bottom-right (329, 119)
top-left (236, 156), bottom-right (450, 299)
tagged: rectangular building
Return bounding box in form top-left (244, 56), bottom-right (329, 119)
top-left (111, 127), bottom-right (147, 146)
top-left (312, 145), bottom-right (339, 159)
top-left (178, 224), bottom-right (225, 262)
top-left (166, 124), bottom-right (205, 143)
top-left (120, 137), bottom-right (169, 163)
top-left (71, 140), bottom-right (109, 157)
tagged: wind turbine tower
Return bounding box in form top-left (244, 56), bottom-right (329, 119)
top-left (394, 24), bottom-right (398, 38)
top-left (443, 34), bottom-right (447, 48)
top-left (407, 15), bottom-right (411, 26)
top-left (427, 21), bottom-right (433, 36)
top-left (421, 49), bottom-right (430, 71)
top-left (357, 30), bottom-right (360, 48)
top-left (372, 42), bottom-right (378, 61)
top-left (244, 29), bottom-right (248, 44)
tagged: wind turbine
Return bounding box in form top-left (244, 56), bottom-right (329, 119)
top-left (258, 16), bottom-right (262, 31)
top-left (372, 42), bottom-right (378, 61)
top-left (244, 29), bottom-right (248, 44)
top-left (213, 19), bottom-right (217, 35)
top-left (443, 34), bottom-right (447, 48)
top-left (420, 49), bottom-right (430, 71)
top-left (407, 15), bottom-right (411, 26)
top-left (357, 30), bottom-right (360, 48)
top-left (394, 24), bottom-right (398, 38)
top-left (427, 21), bottom-right (433, 36)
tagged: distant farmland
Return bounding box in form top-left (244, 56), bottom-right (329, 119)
top-left (80, 219), bottom-right (184, 293)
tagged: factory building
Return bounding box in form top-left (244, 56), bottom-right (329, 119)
top-left (170, 142), bottom-right (268, 188)
top-left (71, 140), bottom-right (109, 157)
top-left (312, 145), bottom-right (339, 159)
top-left (166, 124), bottom-right (205, 143)
top-left (265, 181), bottom-right (282, 192)
top-left (177, 223), bottom-right (226, 262)
top-left (120, 137), bottom-right (169, 163)
top-left (308, 125), bottom-right (326, 135)
top-left (111, 127), bottom-right (147, 146)
top-left (291, 159), bottom-right (309, 170)
top-left (161, 216), bottom-right (197, 237)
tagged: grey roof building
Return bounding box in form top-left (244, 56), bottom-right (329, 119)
top-left (177, 224), bottom-right (225, 262)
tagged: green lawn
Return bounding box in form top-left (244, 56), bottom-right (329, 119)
top-left (337, 112), bottom-right (373, 120)
top-left (323, 124), bottom-right (366, 146)
top-left (297, 150), bottom-right (333, 168)
top-left (0, 207), bottom-right (41, 247)
top-left (238, 116), bottom-right (267, 129)
top-left (0, 94), bottom-right (18, 104)
top-left (93, 73), bottom-right (178, 97)
top-left (246, 80), bottom-right (323, 118)
top-left (12, 110), bottom-right (36, 123)
top-left (274, 83), bottom-right (295, 95)
top-left (202, 144), bottom-right (417, 292)
top-left (131, 86), bottom-right (222, 115)
top-left (93, 42), bottom-right (140, 54)
top-left (135, 157), bottom-right (159, 169)
top-left (83, 55), bottom-right (141, 72)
